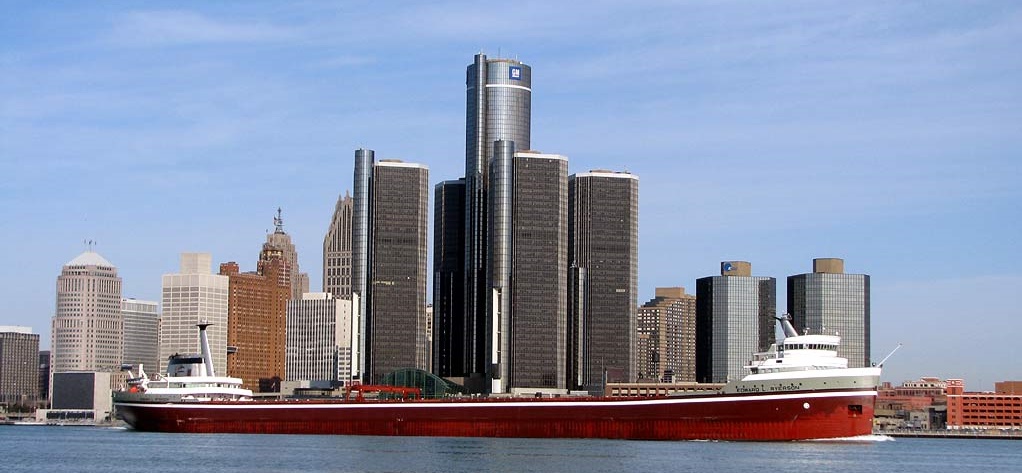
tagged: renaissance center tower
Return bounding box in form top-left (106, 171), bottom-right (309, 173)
top-left (461, 54), bottom-right (531, 387)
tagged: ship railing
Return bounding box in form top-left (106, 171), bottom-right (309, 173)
top-left (344, 384), bottom-right (422, 402)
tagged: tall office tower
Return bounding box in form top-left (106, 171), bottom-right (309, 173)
top-left (286, 292), bottom-right (352, 385)
top-left (350, 153), bottom-right (429, 384)
top-left (787, 258), bottom-right (871, 367)
top-left (160, 253), bottom-right (229, 375)
top-left (432, 179), bottom-right (466, 379)
top-left (0, 326), bottom-right (40, 406)
top-left (488, 145), bottom-right (568, 392)
top-left (220, 244), bottom-right (290, 392)
top-left (52, 251), bottom-right (123, 382)
top-left (636, 288), bottom-right (697, 383)
top-left (568, 170), bottom-right (639, 391)
top-left (266, 208), bottom-right (310, 300)
top-left (323, 192), bottom-right (353, 299)
top-left (463, 54), bottom-right (532, 386)
top-left (121, 298), bottom-right (159, 372)
top-left (695, 262), bottom-right (776, 384)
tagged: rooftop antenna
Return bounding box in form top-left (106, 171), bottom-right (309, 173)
top-left (274, 207), bottom-right (284, 233)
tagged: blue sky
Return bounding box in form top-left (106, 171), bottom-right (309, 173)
top-left (2, 1), bottom-right (1019, 389)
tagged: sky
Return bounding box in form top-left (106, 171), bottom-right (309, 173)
top-left (2, 1), bottom-right (1020, 390)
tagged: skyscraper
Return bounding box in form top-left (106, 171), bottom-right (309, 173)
top-left (121, 298), bottom-right (159, 372)
top-left (323, 192), bottom-right (353, 299)
top-left (568, 170), bottom-right (639, 390)
top-left (488, 146), bottom-right (568, 392)
top-left (286, 292), bottom-right (352, 385)
top-left (433, 179), bottom-right (466, 380)
top-left (52, 250), bottom-right (123, 382)
top-left (787, 258), bottom-right (871, 367)
top-left (351, 153), bottom-right (429, 384)
top-left (695, 261), bottom-right (776, 384)
top-left (0, 326), bottom-right (40, 406)
top-left (220, 244), bottom-right (290, 392)
top-left (636, 287), bottom-right (696, 383)
top-left (160, 253), bottom-right (229, 375)
top-left (463, 54), bottom-right (532, 386)
top-left (266, 208), bottom-right (310, 300)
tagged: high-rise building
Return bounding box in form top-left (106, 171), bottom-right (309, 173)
top-left (568, 170), bottom-right (639, 390)
top-left (636, 288), bottom-right (696, 383)
top-left (351, 153), bottom-right (429, 384)
top-left (266, 208), bottom-right (310, 300)
top-left (488, 146), bottom-right (568, 392)
top-left (52, 251), bottom-right (123, 387)
top-left (787, 258), bottom-right (871, 367)
top-left (220, 244), bottom-right (290, 392)
top-left (286, 292), bottom-right (352, 385)
top-left (160, 253), bottom-right (229, 375)
top-left (463, 54), bottom-right (532, 386)
top-left (322, 192), bottom-right (353, 299)
top-left (0, 326), bottom-right (40, 406)
top-left (432, 179), bottom-right (466, 379)
top-left (695, 261), bottom-right (776, 384)
top-left (121, 298), bottom-right (159, 373)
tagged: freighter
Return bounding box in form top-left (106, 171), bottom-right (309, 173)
top-left (114, 319), bottom-right (880, 441)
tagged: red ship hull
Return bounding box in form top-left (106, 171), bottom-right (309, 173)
top-left (116, 388), bottom-right (876, 441)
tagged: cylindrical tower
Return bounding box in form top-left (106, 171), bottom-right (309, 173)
top-left (350, 148), bottom-right (374, 380)
top-left (463, 54), bottom-right (532, 389)
top-left (487, 139), bottom-right (515, 392)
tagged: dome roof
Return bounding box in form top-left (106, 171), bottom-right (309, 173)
top-left (66, 251), bottom-right (114, 268)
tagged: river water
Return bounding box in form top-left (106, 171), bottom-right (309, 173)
top-left (3, 426), bottom-right (1019, 472)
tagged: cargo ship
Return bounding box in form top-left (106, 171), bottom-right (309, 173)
top-left (115, 319), bottom-right (880, 441)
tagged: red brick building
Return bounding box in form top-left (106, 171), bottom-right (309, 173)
top-left (946, 379), bottom-right (1022, 430)
top-left (220, 243), bottom-right (290, 392)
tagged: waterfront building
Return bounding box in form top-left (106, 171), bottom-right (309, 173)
top-left (286, 292), bottom-right (352, 386)
top-left (432, 179), bottom-right (466, 380)
top-left (38, 351), bottom-right (49, 402)
top-left (946, 379), bottom-right (1022, 430)
top-left (787, 258), bottom-right (870, 368)
top-left (462, 54), bottom-right (532, 389)
top-left (159, 253), bottom-right (229, 375)
top-left (636, 287), bottom-right (696, 383)
top-left (488, 146), bottom-right (568, 392)
top-left (121, 298), bottom-right (159, 373)
top-left (568, 170), bottom-right (639, 390)
top-left (351, 152), bottom-right (429, 384)
top-left (265, 208), bottom-right (310, 300)
top-left (322, 192), bottom-right (353, 299)
top-left (0, 326), bottom-right (40, 407)
top-left (51, 250), bottom-right (123, 397)
top-left (875, 377), bottom-right (948, 430)
top-left (47, 371), bottom-right (112, 422)
top-left (695, 261), bottom-right (776, 384)
top-left (220, 244), bottom-right (290, 392)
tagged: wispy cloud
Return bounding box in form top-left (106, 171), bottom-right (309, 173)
top-left (106, 10), bottom-right (295, 46)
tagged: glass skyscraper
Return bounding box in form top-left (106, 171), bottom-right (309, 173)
top-left (351, 153), bottom-right (430, 384)
top-left (568, 170), bottom-right (639, 391)
top-left (787, 258), bottom-right (870, 368)
top-left (695, 261), bottom-right (776, 384)
top-left (462, 54), bottom-right (532, 386)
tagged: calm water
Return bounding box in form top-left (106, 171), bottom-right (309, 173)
top-left (2, 426), bottom-right (1019, 473)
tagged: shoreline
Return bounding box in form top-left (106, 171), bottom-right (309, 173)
top-left (877, 429), bottom-right (1022, 440)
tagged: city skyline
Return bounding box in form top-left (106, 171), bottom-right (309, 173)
top-left (2, 2), bottom-right (1020, 389)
